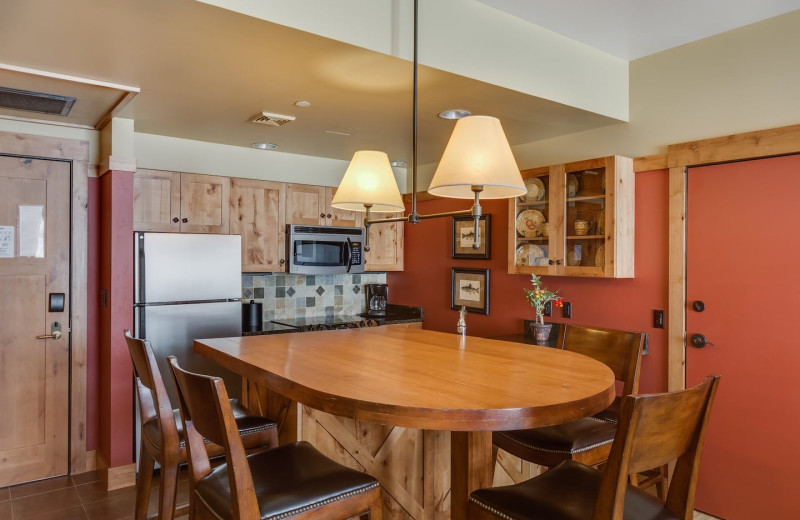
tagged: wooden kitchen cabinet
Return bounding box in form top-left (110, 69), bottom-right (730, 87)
top-left (508, 155), bottom-right (634, 278)
top-left (365, 215), bottom-right (404, 271)
top-left (230, 178), bottom-right (286, 272)
top-left (133, 170), bottom-right (230, 234)
top-left (285, 184), bottom-right (362, 227)
top-left (133, 169), bottom-right (181, 232)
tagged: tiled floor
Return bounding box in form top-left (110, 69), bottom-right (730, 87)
top-left (0, 470), bottom-right (189, 520)
top-left (0, 470), bottom-right (722, 520)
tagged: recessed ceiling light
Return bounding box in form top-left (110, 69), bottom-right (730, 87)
top-left (438, 109), bottom-right (471, 120)
top-left (390, 161), bottom-right (407, 167)
top-left (295, 100), bottom-right (311, 107)
top-left (252, 142), bottom-right (278, 150)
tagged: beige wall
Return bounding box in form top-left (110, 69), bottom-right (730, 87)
top-left (197, 0), bottom-right (629, 121)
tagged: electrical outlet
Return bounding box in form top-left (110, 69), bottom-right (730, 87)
top-left (653, 310), bottom-right (665, 328)
top-left (562, 301), bottom-right (572, 319)
top-left (543, 301), bottom-right (552, 317)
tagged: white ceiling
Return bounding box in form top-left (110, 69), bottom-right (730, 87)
top-left (0, 0), bottom-right (798, 166)
top-left (478, 0), bottom-right (800, 60)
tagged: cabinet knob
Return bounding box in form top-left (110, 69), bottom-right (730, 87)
top-left (279, 259), bottom-right (285, 265)
top-left (327, 213), bottom-right (332, 219)
top-left (320, 213), bottom-right (326, 218)
top-left (182, 218), bottom-right (188, 223)
top-left (548, 259), bottom-right (554, 265)
top-left (556, 259), bottom-right (562, 265)
top-left (172, 217), bottom-right (179, 223)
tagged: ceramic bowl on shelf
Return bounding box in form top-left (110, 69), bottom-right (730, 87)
top-left (537, 222), bottom-right (549, 237)
top-left (574, 220), bottom-right (591, 235)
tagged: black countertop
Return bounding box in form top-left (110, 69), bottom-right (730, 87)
top-left (242, 304), bottom-right (423, 336)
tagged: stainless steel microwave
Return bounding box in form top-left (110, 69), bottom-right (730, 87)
top-left (287, 225), bottom-right (365, 275)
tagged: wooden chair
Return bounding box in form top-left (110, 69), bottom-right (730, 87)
top-left (125, 330), bottom-right (279, 520)
top-left (494, 325), bottom-right (645, 468)
top-left (470, 375), bottom-right (721, 520)
top-left (167, 355), bottom-right (383, 520)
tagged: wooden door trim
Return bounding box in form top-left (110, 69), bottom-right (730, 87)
top-left (662, 123), bottom-right (800, 391)
top-left (0, 131), bottom-right (89, 474)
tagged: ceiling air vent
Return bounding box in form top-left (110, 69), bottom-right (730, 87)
top-left (0, 86), bottom-right (76, 116)
top-left (249, 111), bottom-right (296, 127)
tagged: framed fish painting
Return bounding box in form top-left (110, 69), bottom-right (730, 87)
top-left (451, 268), bottom-right (490, 315)
top-left (452, 215), bottom-right (491, 259)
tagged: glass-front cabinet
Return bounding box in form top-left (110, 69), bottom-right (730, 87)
top-left (508, 156), bottom-right (634, 278)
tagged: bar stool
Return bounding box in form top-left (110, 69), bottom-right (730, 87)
top-left (124, 331), bottom-right (279, 520)
top-left (168, 355), bottom-right (383, 520)
top-left (470, 375), bottom-right (721, 520)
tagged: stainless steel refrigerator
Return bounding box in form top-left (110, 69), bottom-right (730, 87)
top-left (134, 232), bottom-right (243, 407)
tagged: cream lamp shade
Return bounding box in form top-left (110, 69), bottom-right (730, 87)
top-left (427, 115), bottom-right (526, 199)
top-left (331, 150), bottom-right (405, 212)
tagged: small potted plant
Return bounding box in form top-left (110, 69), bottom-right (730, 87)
top-left (523, 274), bottom-right (563, 346)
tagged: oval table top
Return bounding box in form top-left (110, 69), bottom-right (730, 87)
top-left (194, 326), bottom-right (615, 431)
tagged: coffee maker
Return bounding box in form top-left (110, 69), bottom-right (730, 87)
top-left (365, 283), bottom-right (388, 316)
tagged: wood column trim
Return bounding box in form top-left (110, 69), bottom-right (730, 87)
top-left (667, 166), bottom-right (687, 392)
top-left (97, 155), bottom-right (136, 176)
top-left (667, 123), bottom-right (800, 167)
top-left (451, 431), bottom-right (493, 519)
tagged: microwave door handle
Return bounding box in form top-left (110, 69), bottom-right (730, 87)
top-left (345, 238), bottom-right (353, 273)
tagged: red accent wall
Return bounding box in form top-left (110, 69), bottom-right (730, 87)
top-left (388, 169), bottom-right (669, 393)
top-left (98, 171), bottom-right (134, 466)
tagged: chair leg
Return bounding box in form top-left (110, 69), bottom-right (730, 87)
top-left (158, 460), bottom-right (180, 520)
top-left (134, 444), bottom-right (155, 520)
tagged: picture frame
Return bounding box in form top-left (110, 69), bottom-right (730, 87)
top-left (451, 268), bottom-right (490, 315)
top-left (452, 215), bottom-right (491, 259)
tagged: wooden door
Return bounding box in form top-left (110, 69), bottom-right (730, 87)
top-left (230, 179), bottom-right (286, 272)
top-left (325, 187), bottom-right (362, 227)
top-left (285, 184), bottom-right (325, 226)
top-left (180, 173), bottom-right (230, 233)
top-left (686, 155), bottom-right (800, 519)
top-left (365, 216), bottom-right (404, 271)
top-left (133, 169), bottom-right (180, 231)
top-left (0, 155), bottom-right (71, 486)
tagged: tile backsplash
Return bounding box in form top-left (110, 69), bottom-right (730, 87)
top-left (241, 273), bottom-right (387, 321)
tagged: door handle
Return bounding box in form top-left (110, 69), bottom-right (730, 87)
top-left (690, 333), bottom-right (716, 348)
top-left (37, 331), bottom-right (62, 340)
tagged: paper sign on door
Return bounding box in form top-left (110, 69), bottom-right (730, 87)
top-left (0, 225), bottom-right (13, 258)
top-left (19, 205), bottom-right (45, 258)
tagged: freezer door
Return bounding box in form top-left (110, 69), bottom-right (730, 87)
top-left (139, 301), bottom-right (243, 407)
top-left (136, 232), bottom-right (242, 303)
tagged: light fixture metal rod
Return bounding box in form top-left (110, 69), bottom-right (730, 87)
top-left (410, 0), bottom-right (419, 222)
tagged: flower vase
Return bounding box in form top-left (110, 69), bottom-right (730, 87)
top-left (529, 322), bottom-right (553, 347)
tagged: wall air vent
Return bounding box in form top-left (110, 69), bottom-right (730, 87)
top-left (249, 111), bottom-right (296, 127)
top-left (0, 86), bottom-right (76, 116)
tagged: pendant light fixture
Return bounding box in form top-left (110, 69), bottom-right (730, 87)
top-left (331, 0), bottom-right (526, 251)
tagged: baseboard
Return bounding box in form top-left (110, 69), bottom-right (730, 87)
top-left (95, 451), bottom-right (136, 491)
top-left (85, 450), bottom-right (97, 471)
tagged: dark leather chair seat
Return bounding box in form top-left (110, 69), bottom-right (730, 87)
top-left (195, 441), bottom-right (379, 520)
top-left (470, 460), bottom-right (674, 520)
top-left (142, 401), bottom-right (277, 453)
top-left (494, 417), bottom-right (618, 467)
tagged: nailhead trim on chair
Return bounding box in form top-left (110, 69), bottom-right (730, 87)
top-left (469, 496), bottom-right (516, 520)
top-left (194, 481), bottom-right (380, 520)
top-left (495, 430), bottom-right (614, 455)
top-left (178, 424), bottom-right (278, 449)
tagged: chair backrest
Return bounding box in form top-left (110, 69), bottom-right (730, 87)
top-left (168, 356), bottom-right (260, 519)
top-left (124, 330), bottom-right (179, 452)
top-left (593, 375), bottom-right (721, 520)
top-left (557, 324), bottom-right (645, 397)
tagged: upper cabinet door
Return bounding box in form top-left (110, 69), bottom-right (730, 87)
top-left (180, 173), bottom-right (230, 234)
top-left (365, 214), bottom-right (404, 271)
top-left (230, 179), bottom-right (286, 272)
top-left (133, 169), bottom-right (181, 232)
top-left (285, 184), bottom-right (325, 226)
top-left (325, 187), bottom-right (362, 228)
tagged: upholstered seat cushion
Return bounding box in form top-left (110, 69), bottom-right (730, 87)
top-left (470, 460), bottom-right (676, 520)
top-left (194, 441), bottom-right (380, 520)
top-left (592, 397), bottom-right (620, 424)
top-left (142, 399), bottom-right (277, 452)
top-left (493, 417), bottom-right (617, 467)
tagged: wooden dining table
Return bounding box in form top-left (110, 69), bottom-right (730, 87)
top-left (194, 325), bottom-right (615, 519)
